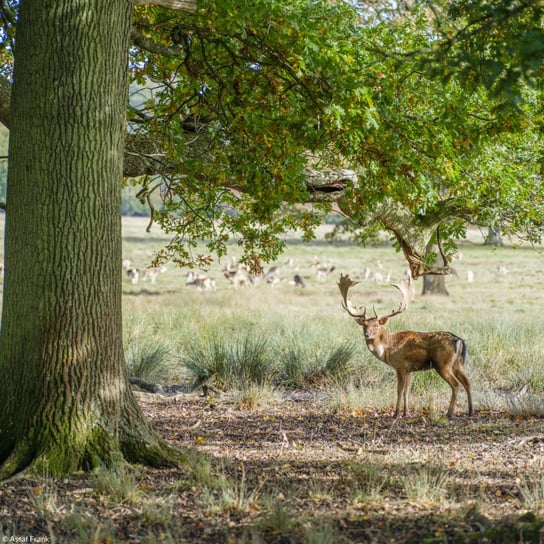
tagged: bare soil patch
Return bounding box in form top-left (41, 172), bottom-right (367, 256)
top-left (1, 393), bottom-right (544, 543)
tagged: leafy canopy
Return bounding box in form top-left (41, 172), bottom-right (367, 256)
top-left (129, 0), bottom-right (544, 268)
top-left (1, 0), bottom-right (543, 270)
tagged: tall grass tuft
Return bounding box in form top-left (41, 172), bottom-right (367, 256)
top-left (27, 477), bottom-right (60, 520)
top-left (278, 344), bottom-right (311, 388)
top-left (257, 502), bottom-right (296, 534)
top-left (92, 464), bottom-right (143, 506)
top-left (350, 460), bottom-right (387, 503)
top-left (125, 342), bottom-right (173, 382)
top-left (61, 513), bottom-right (113, 544)
top-left (518, 474), bottom-right (544, 512)
top-left (181, 332), bottom-right (274, 389)
top-left (320, 342), bottom-right (357, 382)
top-left (181, 336), bottom-right (231, 386)
top-left (181, 329), bottom-right (357, 391)
top-left (201, 463), bottom-right (265, 515)
top-left (403, 465), bottom-right (449, 504)
top-left (277, 341), bottom-right (356, 387)
top-left (231, 335), bottom-right (271, 387)
top-left (302, 522), bottom-right (341, 544)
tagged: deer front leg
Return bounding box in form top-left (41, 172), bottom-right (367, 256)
top-left (395, 370), bottom-right (411, 417)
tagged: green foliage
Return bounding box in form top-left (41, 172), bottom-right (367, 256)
top-left (130, 0), bottom-right (365, 269)
top-left (125, 0), bottom-right (544, 269)
top-left (3, 0), bottom-right (544, 267)
top-left (432, 0), bottom-right (544, 100)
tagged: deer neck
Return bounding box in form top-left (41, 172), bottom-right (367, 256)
top-left (365, 328), bottom-right (391, 362)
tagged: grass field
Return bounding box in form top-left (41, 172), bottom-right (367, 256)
top-left (121, 216), bottom-right (544, 415)
top-left (2, 215), bottom-right (544, 543)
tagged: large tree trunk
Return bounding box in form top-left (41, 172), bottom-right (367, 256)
top-left (485, 226), bottom-right (504, 246)
top-left (421, 244), bottom-right (449, 295)
top-left (0, 0), bottom-right (181, 478)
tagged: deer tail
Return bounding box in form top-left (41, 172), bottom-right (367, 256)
top-left (454, 337), bottom-right (467, 366)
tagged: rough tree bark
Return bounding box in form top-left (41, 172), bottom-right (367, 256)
top-left (485, 226), bottom-right (504, 246)
top-left (421, 245), bottom-right (450, 295)
top-left (0, 0), bottom-right (181, 478)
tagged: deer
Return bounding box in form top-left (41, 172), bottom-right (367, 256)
top-left (186, 271), bottom-right (216, 291)
top-left (338, 273), bottom-right (473, 418)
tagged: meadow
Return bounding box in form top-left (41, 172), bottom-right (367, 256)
top-left (121, 217), bottom-right (544, 414)
top-left (1, 216), bottom-right (544, 543)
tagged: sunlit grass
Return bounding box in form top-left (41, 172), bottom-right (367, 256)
top-left (125, 341), bottom-right (173, 381)
top-left (403, 465), bottom-right (449, 504)
top-left (349, 460), bottom-right (388, 504)
top-left (118, 217), bottom-right (544, 417)
top-left (0, 218), bottom-right (540, 544)
top-left (27, 477), bottom-right (61, 520)
top-left (92, 464), bottom-right (143, 506)
top-left (201, 463), bottom-right (265, 515)
top-left (257, 502), bottom-right (297, 535)
top-left (518, 475), bottom-right (544, 513)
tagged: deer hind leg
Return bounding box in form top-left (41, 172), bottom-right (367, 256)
top-left (395, 371), bottom-right (412, 417)
top-left (453, 365), bottom-right (473, 416)
top-left (435, 367), bottom-right (460, 418)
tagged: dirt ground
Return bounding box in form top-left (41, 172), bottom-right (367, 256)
top-left (1, 392), bottom-right (544, 543)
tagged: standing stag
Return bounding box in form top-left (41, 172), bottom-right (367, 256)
top-left (338, 274), bottom-right (473, 418)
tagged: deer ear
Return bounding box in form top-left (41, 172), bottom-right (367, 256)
top-left (378, 317), bottom-right (389, 325)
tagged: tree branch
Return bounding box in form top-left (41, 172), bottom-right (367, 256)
top-left (0, 72), bottom-right (468, 269)
top-left (1, 73), bottom-right (356, 203)
top-left (131, 0), bottom-right (197, 13)
top-left (369, 198), bottom-right (473, 278)
top-left (130, 28), bottom-right (185, 57)
top-left (0, 0), bottom-right (16, 25)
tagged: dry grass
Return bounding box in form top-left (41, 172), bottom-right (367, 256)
top-left (3, 396), bottom-right (543, 543)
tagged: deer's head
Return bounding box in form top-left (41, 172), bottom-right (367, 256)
top-left (337, 273), bottom-right (414, 340)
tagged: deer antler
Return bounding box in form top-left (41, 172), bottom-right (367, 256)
top-left (379, 273), bottom-right (415, 320)
top-left (338, 272), bottom-right (415, 321)
top-left (337, 274), bottom-right (367, 318)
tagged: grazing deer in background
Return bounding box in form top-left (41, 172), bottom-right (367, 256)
top-left (338, 273), bottom-right (473, 418)
top-left (186, 271), bottom-right (216, 291)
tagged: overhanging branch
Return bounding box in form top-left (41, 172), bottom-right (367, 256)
top-left (131, 0), bottom-right (197, 13)
top-left (370, 198), bottom-right (471, 278)
top-left (0, 73), bottom-right (469, 273)
top-left (130, 28), bottom-right (185, 57)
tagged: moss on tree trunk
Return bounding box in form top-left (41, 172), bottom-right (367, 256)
top-left (0, 0), bottom-right (182, 478)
